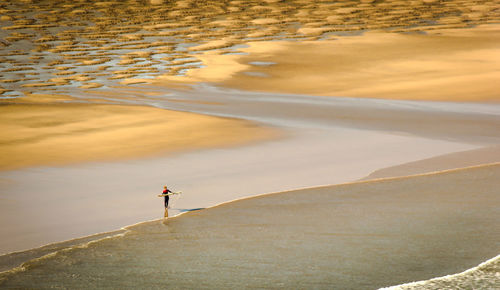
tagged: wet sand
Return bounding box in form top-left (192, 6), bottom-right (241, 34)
top-left (161, 25), bottom-right (500, 102)
top-left (1, 164), bottom-right (498, 289)
top-left (0, 97), bottom-right (275, 170)
top-left (2, 0), bottom-right (499, 99)
top-left (3, 89), bottom-right (495, 255)
top-left (1, 0), bottom-right (499, 287)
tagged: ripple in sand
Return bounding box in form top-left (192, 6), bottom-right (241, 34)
top-left (0, 0), bottom-right (498, 96)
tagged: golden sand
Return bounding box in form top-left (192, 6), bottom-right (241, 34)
top-left (160, 25), bottom-right (500, 102)
top-left (1, 0), bottom-right (499, 95)
top-left (0, 98), bottom-right (276, 171)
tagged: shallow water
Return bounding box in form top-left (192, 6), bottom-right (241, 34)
top-left (384, 255), bottom-right (500, 289)
top-left (1, 164), bottom-right (499, 289)
top-left (3, 88), bottom-right (490, 255)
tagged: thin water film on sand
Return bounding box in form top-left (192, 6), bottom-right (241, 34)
top-left (1, 0), bottom-right (498, 97)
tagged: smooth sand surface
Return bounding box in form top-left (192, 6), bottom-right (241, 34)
top-left (161, 25), bottom-right (500, 102)
top-left (0, 124), bottom-right (477, 255)
top-left (1, 164), bottom-right (498, 288)
top-left (3, 86), bottom-right (495, 254)
top-left (131, 84), bottom-right (500, 145)
top-left (0, 98), bottom-right (275, 170)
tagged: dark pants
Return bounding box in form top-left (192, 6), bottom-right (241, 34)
top-left (164, 196), bottom-right (169, 208)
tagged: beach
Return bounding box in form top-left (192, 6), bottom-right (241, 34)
top-left (162, 25), bottom-right (500, 102)
top-left (0, 97), bottom-right (276, 171)
top-left (1, 164), bottom-right (499, 288)
top-left (1, 0), bottom-right (500, 288)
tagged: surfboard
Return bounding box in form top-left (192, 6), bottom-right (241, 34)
top-left (157, 191), bottom-right (182, 197)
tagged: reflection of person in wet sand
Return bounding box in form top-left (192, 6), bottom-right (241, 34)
top-left (158, 185), bottom-right (183, 218)
top-left (159, 185), bottom-right (172, 218)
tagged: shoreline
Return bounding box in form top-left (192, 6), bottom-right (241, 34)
top-left (382, 254), bottom-right (500, 289)
top-left (2, 85), bottom-right (498, 256)
top-left (2, 156), bottom-right (498, 275)
top-left (2, 162), bottom-right (498, 288)
top-left (0, 121), bottom-right (479, 255)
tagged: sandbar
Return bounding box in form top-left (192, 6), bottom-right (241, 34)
top-left (0, 98), bottom-right (276, 171)
top-left (160, 25), bottom-right (500, 102)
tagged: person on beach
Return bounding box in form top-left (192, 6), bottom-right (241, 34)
top-left (162, 185), bottom-right (172, 209)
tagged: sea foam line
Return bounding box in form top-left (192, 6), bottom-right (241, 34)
top-left (0, 206), bottom-right (202, 278)
top-left (380, 254), bottom-right (500, 289)
top-left (0, 230), bottom-right (127, 280)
